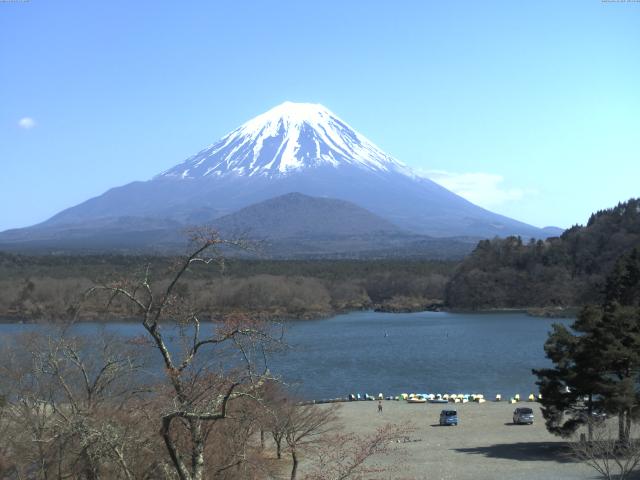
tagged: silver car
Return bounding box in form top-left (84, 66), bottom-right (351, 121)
top-left (439, 409), bottom-right (458, 426)
top-left (513, 407), bottom-right (534, 425)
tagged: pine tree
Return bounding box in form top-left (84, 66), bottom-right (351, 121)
top-left (534, 307), bottom-right (606, 440)
top-left (535, 250), bottom-right (640, 443)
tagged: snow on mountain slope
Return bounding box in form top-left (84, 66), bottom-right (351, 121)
top-left (159, 102), bottom-right (413, 178)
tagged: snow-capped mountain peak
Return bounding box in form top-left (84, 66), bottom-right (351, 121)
top-left (160, 101), bottom-right (411, 179)
top-left (2, 101), bottom-right (551, 245)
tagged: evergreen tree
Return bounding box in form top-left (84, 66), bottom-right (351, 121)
top-left (535, 250), bottom-right (640, 443)
top-left (534, 306), bottom-right (605, 440)
top-left (605, 248), bottom-right (640, 309)
top-left (590, 306), bottom-right (640, 444)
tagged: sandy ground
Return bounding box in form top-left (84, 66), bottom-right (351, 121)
top-left (309, 401), bottom-right (598, 480)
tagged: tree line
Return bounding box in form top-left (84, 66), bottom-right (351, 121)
top-left (4, 198), bottom-right (640, 318)
top-left (0, 256), bottom-right (455, 321)
top-left (445, 198), bottom-right (640, 310)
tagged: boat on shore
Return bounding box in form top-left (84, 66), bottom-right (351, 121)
top-left (407, 396), bottom-right (427, 404)
top-left (428, 394), bottom-right (448, 404)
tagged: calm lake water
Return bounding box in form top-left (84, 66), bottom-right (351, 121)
top-left (0, 311), bottom-right (569, 400)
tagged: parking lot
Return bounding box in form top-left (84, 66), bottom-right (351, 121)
top-left (319, 401), bottom-right (598, 479)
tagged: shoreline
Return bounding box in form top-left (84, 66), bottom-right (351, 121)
top-left (0, 305), bottom-right (578, 324)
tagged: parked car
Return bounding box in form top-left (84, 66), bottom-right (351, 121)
top-left (513, 407), bottom-right (534, 425)
top-left (439, 409), bottom-right (458, 426)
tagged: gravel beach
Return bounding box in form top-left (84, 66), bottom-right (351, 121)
top-left (315, 401), bottom-right (598, 480)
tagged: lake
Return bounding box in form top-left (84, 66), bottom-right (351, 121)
top-left (0, 311), bottom-right (569, 400)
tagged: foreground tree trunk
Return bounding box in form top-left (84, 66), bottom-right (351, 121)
top-left (82, 231), bottom-right (276, 480)
top-left (290, 449), bottom-right (299, 480)
top-left (619, 412), bottom-right (628, 446)
top-left (190, 419), bottom-right (205, 480)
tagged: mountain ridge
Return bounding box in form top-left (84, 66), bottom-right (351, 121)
top-left (0, 101), bottom-right (556, 252)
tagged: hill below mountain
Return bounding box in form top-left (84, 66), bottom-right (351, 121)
top-left (0, 192), bottom-right (477, 259)
top-left (211, 192), bottom-right (402, 239)
top-left (445, 198), bottom-right (640, 310)
top-left (209, 193), bottom-right (480, 258)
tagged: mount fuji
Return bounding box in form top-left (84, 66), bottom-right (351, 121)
top-left (0, 102), bottom-right (553, 254)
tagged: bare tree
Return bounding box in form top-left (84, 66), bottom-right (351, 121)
top-left (570, 418), bottom-right (640, 480)
top-left (258, 382), bottom-right (291, 460)
top-left (0, 232), bottom-right (409, 480)
top-left (0, 330), bottom-right (153, 479)
top-left (282, 403), bottom-right (339, 479)
top-left (0, 393), bottom-right (18, 479)
top-left (82, 230), bottom-right (279, 480)
top-left (266, 404), bottom-right (287, 460)
top-left (267, 401), bottom-right (409, 480)
top-left (305, 423), bottom-right (411, 480)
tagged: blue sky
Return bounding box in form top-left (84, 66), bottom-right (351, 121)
top-left (1, 0), bottom-right (638, 231)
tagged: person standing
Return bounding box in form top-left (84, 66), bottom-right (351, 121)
top-left (378, 400), bottom-right (383, 414)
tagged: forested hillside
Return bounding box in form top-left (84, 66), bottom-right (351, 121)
top-left (445, 199), bottom-right (640, 310)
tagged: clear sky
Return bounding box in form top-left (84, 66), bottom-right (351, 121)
top-left (1, 0), bottom-right (638, 231)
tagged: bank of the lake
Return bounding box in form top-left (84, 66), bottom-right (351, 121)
top-left (0, 301), bottom-right (577, 324)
